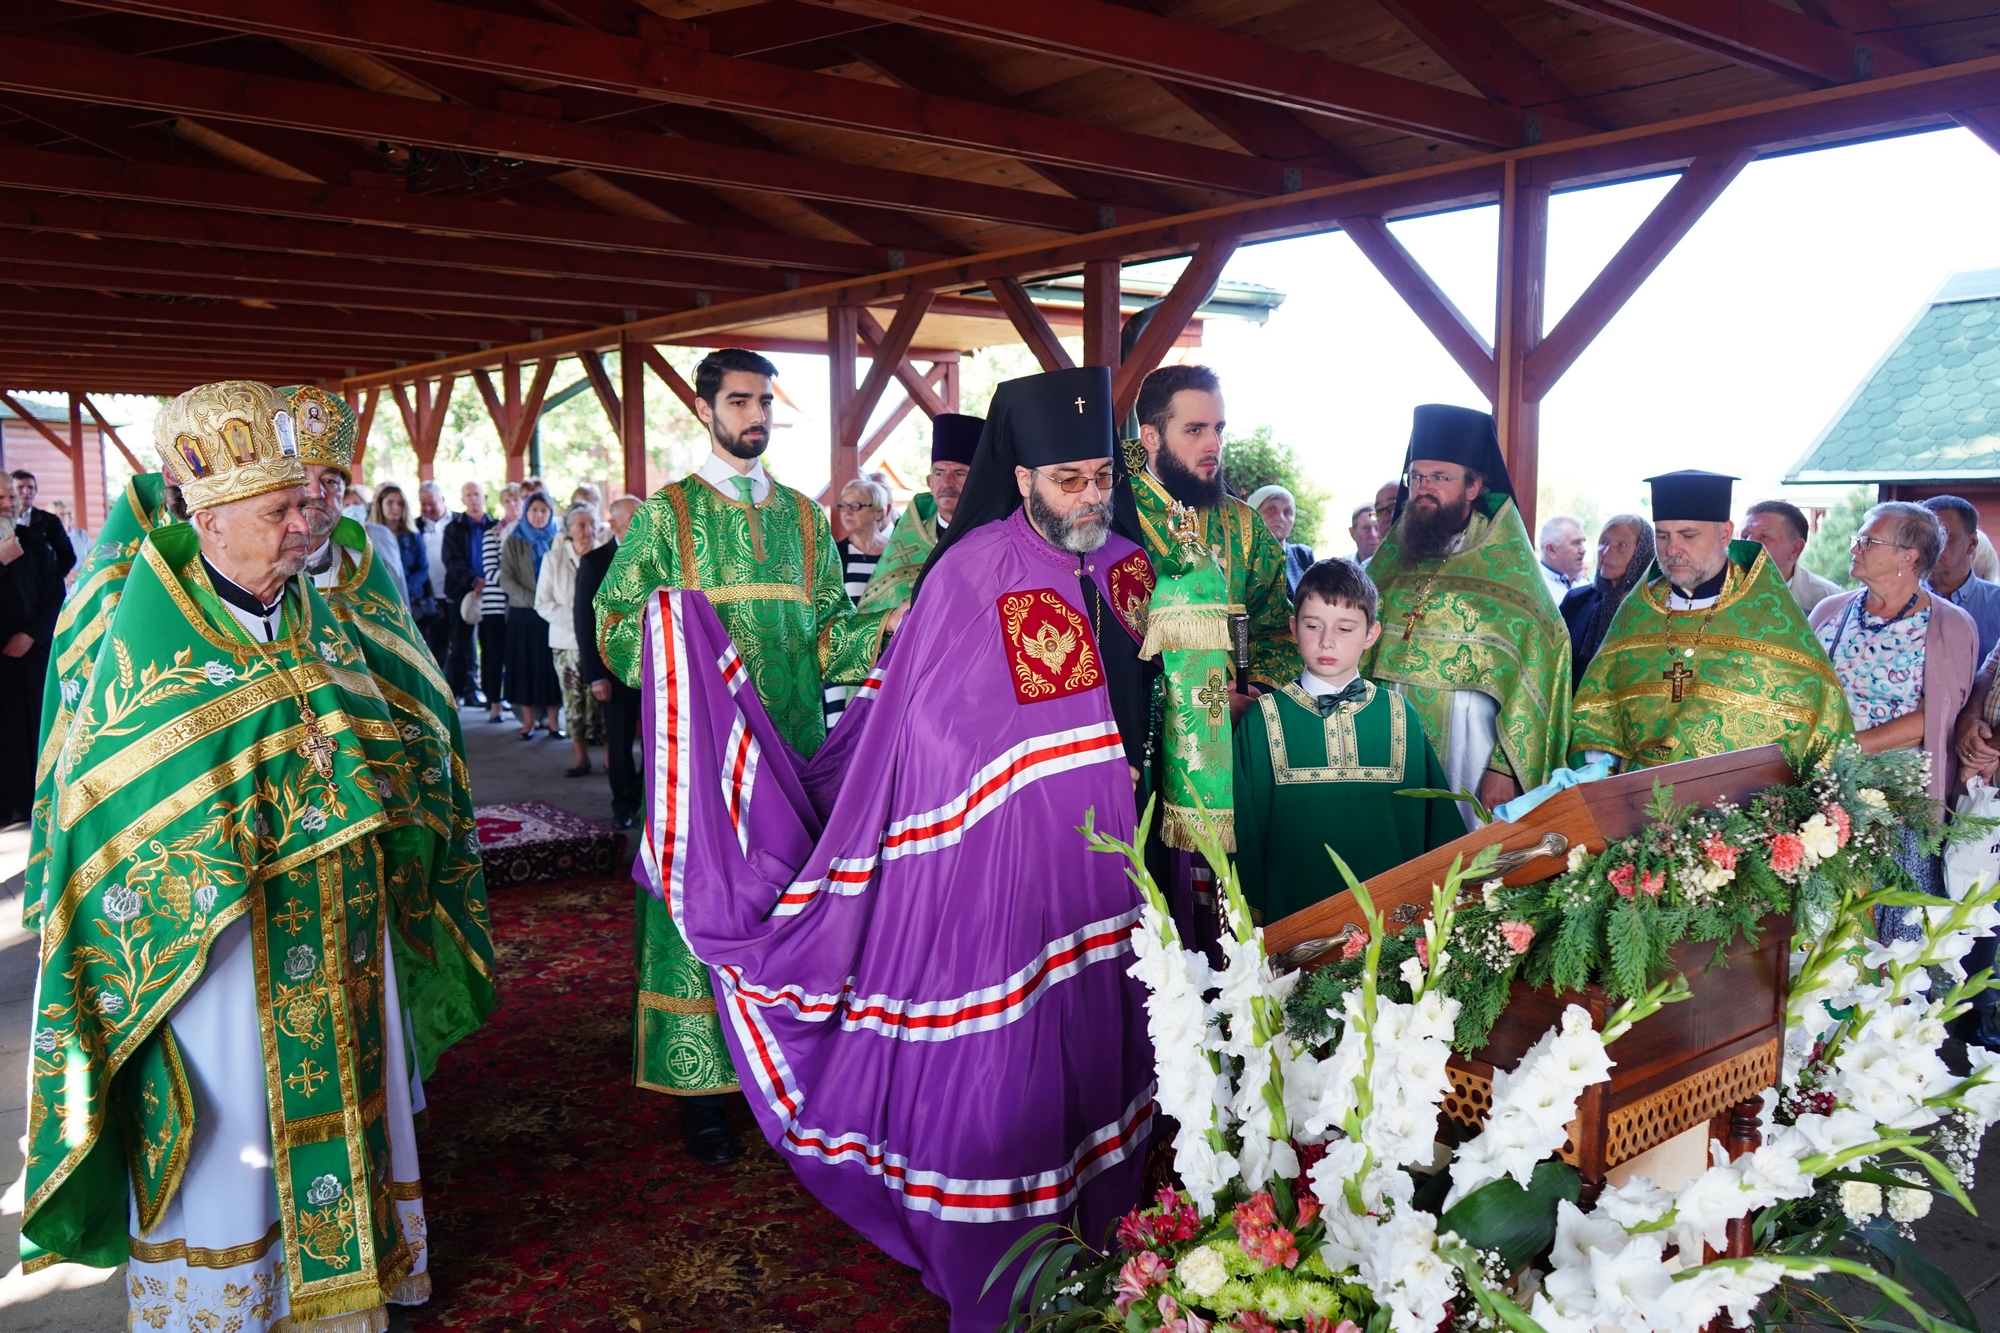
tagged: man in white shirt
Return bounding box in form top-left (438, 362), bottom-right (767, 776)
top-left (1740, 500), bottom-right (1840, 613)
top-left (1538, 513), bottom-right (1587, 603)
top-left (416, 479), bottom-right (452, 665)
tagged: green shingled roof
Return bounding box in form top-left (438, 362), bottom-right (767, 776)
top-left (1788, 268), bottom-right (2000, 483)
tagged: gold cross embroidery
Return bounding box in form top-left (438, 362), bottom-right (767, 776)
top-left (1195, 667), bottom-right (1229, 738)
top-left (274, 899), bottom-right (313, 936)
top-left (1663, 658), bottom-right (1694, 703)
top-left (286, 1057), bottom-right (330, 1098)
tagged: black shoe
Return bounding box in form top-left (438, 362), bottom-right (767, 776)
top-left (550, 727), bottom-right (568, 740)
top-left (682, 1104), bottom-right (740, 1166)
top-left (462, 691), bottom-right (487, 708)
top-left (612, 813), bottom-right (636, 829)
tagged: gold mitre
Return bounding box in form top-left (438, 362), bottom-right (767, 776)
top-left (155, 380), bottom-right (306, 512)
top-left (278, 383), bottom-right (357, 479)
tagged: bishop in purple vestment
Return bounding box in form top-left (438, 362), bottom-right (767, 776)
top-left (636, 367), bottom-right (1159, 1329)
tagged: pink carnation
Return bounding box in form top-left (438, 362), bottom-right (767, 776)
top-left (1639, 870), bottom-right (1665, 898)
top-left (1342, 928), bottom-right (1369, 961)
top-left (1608, 863), bottom-right (1636, 898)
top-left (1499, 920), bottom-right (1535, 954)
top-left (1414, 935), bottom-right (1430, 968)
top-left (1700, 833), bottom-right (1739, 870)
top-left (1113, 1252), bottom-right (1170, 1311)
top-left (1770, 833), bottom-right (1805, 875)
top-left (1825, 803), bottom-right (1852, 847)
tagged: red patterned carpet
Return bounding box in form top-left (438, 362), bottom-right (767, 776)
top-left (409, 876), bottom-right (950, 1332)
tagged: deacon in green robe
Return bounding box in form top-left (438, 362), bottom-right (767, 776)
top-left (24, 381), bottom-right (457, 1331)
top-left (853, 411), bottom-right (979, 620)
top-left (1232, 558), bottom-right (1461, 924)
top-left (1570, 471), bottom-right (1853, 769)
top-left (24, 472), bottom-right (178, 932)
top-left (595, 349), bottom-right (889, 1165)
top-left (1125, 365), bottom-right (1300, 692)
top-left (1362, 405), bottom-right (1571, 822)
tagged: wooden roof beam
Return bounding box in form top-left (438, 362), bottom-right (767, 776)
top-left (85, 0), bottom-right (1329, 199)
top-left (0, 144), bottom-right (927, 273)
top-left (0, 36), bottom-right (1126, 233)
top-left (795, 0), bottom-right (1594, 148)
top-left (1556, 0), bottom-right (1924, 88)
top-left (1372, 0), bottom-right (1604, 126)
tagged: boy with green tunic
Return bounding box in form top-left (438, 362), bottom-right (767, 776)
top-left (1233, 559), bottom-right (1461, 924)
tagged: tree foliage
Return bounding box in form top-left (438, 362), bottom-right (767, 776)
top-left (1223, 425), bottom-right (1329, 549)
top-left (1800, 486), bottom-right (1872, 591)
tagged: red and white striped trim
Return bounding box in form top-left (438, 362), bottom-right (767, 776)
top-left (725, 910), bottom-right (1139, 1042)
top-left (853, 664), bottom-right (886, 702)
top-left (721, 712), bottom-right (762, 856)
top-left (639, 591), bottom-right (694, 920)
top-left (768, 721), bottom-right (1124, 917)
top-left (718, 646), bottom-right (748, 696)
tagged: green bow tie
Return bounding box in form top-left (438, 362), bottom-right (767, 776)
top-left (1314, 679), bottom-right (1369, 715)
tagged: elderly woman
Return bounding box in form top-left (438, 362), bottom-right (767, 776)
top-left (825, 477), bottom-right (895, 728)
top-left (1560, 515), bottom-right (1654, 688)
top-left (1810, 501), bottom-right (1978, 938)
top-left (1247, 484), bottom-right (1313, 595)
top-left (537, 504), bottom-right (606, 775)
top-left (370, 482), bottom-right (437, 621)
top-left (500, 491), bottom-right (564, 739)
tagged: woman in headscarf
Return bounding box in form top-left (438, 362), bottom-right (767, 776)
top-left (1561, 514), bottom-right (1655, 688)
top-left (500, 490), bottom-right (564, 738)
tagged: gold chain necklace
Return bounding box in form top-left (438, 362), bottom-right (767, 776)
top-left (235, 579), bottom-right (340, 779)
top-left (1660, 586), bottom-right (1723, 704)
top-left (1400, 564), bottom-right (1443, 641)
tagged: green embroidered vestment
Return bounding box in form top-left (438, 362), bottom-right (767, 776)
top-left (1361, 493), bottom-right (1572, 791)
top-left (1125, 464), bottom-right (1300, 688)
top-left (855, 490), bottom-right (938, 618)
top-left (318, 516), bottom-right (497, 1075)
top-left (1232, 682), bottom-right (1460, 925)
top-left (1568, 541), bottom-right (1854, 769)
top-left (594, 473), bottom-right (888, 1095)
top-left (25, 473), bottom-right (176, 931)
top-left (25, 527), bottom-right (436, 1321)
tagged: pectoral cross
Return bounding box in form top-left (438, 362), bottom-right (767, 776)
top-left (1195, 667), bottom-right (1229, 738)
top-left (1663, 658), bottom-right (1694, 703)
top-left (1401, 605), bottom-right (1424, 641)
top-left (296, 707), bottom-right (336, 778)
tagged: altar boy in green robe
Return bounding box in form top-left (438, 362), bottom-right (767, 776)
top-left (1233, 558), bottom-right (1462, 923)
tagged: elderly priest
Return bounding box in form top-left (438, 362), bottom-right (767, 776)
top-left (22, 382), bottom-right (469, 1333)
top-left (1362, 404), bottom-right (1571, 823)
top-left (1570, 470), bottom-right (1852, 769)
top-left (854, 410), bottom-right (980, 620)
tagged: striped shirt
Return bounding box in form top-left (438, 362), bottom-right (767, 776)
top-left (480, 526), bottom-right (508, 618)
top-left (823, 538), bottom-right (883, 727)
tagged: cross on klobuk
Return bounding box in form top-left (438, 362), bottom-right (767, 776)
top-left (1195, 667), bottom-right (1229, 738)
top-left (1663, 658), bottom-right (1695, 703)
top-left (1074, 396), bottom-right (1086, 414)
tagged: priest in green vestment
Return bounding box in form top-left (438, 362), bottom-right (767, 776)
top-left (24, 381), bottom-right (457, 1331)
top-left (1235, 558), bottom-right (1461, 924)
top-left (24, 471), bottom-right (179, 932)
top-left (1361, 405), bottom-right (1571, 823)
top-left (595, 348), bottom-right (891, 1166)
top-left (853, 411), bottom-right (978, 619)
top-left (1124, 364), bottom-right (1300, 698)
top-left (1570, 470), bottom-right (1852, 769)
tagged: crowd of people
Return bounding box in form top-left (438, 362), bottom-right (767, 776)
top-left (12, 351), bottom-right (1999, 1333)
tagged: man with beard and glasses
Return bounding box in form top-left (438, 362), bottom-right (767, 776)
top-left (595, 347), bottom-right (891, 1166)
top-left (626, 366), bottom-right (1154, 1330)
top-left (1125, 364), bottom-right (1299, 708)
top-left (1571, 470), bottom-right (1849, 770)
top-left (854, 412), bottom-right (979, 624)
top-left (1361, 405), bottom-right (1571, 826)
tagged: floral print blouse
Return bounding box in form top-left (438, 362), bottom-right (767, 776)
top-left (1816, 598), bottom-right (1929, 730)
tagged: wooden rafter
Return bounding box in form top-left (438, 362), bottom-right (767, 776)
top-left (79, 393), bottom-right (146, 474)
top-left (1111, 239), bottom-right (1239, 420)
top-left (854, 311), bottom-right (951, 417)
top-left (987, 278), bottom-right (1075, 374)
top-left (1338, 216), bottom-right (1497, 401)
top-left (1374, 0), bottom-right (1603, 125)
top-left (842, 291), bottom-right (936, 446)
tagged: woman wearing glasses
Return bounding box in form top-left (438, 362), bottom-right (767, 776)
top-left (824, 476), bottom-right (895, 727)
top-left (1809, 502), bottom-right (1978, 938)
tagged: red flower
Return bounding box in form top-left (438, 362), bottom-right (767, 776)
top-left (1639, 870), bottom-right (1665, 897)
top-left (1825, 803), bottom-right (1852, 847)
top-left (1305, 1318), bottom-right (1361, 1333)
top-left (1294, 1193), bottom-right (1321, 1229)
top-left (1113, 1252), bottom-right (1171, 1312)
top-left (1233, 1192), bottom-right (1299, 1270)
top-left (1770, 833), bottom-right (1805, 875)
top-left (1700, 833), bottom-right (1738, 871)
top-left (1342, 928), bottom-right (1369, 961)
top-left (1414, 935), bottom-right (1430, 968)
top-left (1608, 863), bottom-right (1636, 898)
top-left (1154, 1188), bottom-right (1203, 1243)
top-left (1233, 1314), bottom-right (1281, 1333)
top-left (1499, 920), bottom-right (1535, 954)
top-left (1115, 1207), bottom-right (1156, 1252)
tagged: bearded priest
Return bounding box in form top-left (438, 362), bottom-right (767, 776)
top-left (631, 365), bottom-right (1156, 1331)
top-left (22, 381), bottom-right (442, 1332)
top-left (594, 347), bottom-right (891, 1165)
top-left (853, 410), bottom-right (980, 620)
top-left (1570, 470), bottom-right (1852, 769)
top-left (1362, 405), bottom-right (1572, 824)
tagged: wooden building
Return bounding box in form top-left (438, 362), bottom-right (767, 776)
top-left (2, 0), bottom-right (1999, 534)
top-left (0, 392), bottom-right (120, 531)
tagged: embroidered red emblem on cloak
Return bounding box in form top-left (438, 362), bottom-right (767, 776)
top-left (997, 588), bottom-right (1101, 704)
top-left (1106, 549), bottom-right (1155, 642)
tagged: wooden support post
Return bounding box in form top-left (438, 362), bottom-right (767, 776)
top-left (1340, 215), bottom-right (1497, 401)
top-left (857, 311), bottom-right (950, 418)
top-left (67, 392), bottom-right (88, 528)
top-left (414, 374), bottom-right (455, 482)
top-left (1082, 258), bottom-right (1122, 371)
top-left (391, 382), bottom-right (419, 447)
top-left (1112, 239), bottom-right (1239, 421)
top-left (353, 387), bottom-right (378, 478)
top-left (828, 304), bottom-right (860, 535)
top-left (80, 394), bottom-right (145, 474)
top-left (942, 360), bottom-right (961, 413)
top-left (988, 277), bottom-right (1074, 373)
top-left (861, 364), bottom-right (951, 465)
top-left (620, 334), bottom-right (648, 498)
top-left (1494, 160), bottom-right (1548, 534)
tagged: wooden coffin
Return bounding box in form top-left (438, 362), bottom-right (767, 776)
top-left (1262, 745), bottom-right (1796, 1182)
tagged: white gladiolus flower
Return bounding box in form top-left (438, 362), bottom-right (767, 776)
top-left (1673, 1165), bottom-right (1752, 1250)
top-left (1838, 1180), bottom-right (1883, 1222)
top-left (1175, 1245), bottom-right (1229, 1298)
top-left (1594, 1176), bottom-right (1673, 1228)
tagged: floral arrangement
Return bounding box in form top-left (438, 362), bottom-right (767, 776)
top-left (993, 785), bottom-right (2000, 1333)
top-left (1288, 746), bottom-right (1952, 1054)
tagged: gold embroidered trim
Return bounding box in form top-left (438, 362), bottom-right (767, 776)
top-left (388, 1180), bottom-right (425, 1202)
top-left (54, 559), bottom-right (131, 637)
top-left (389, 1271), bottom-right (432, 1305)
top-left (283, 1086), bottom-right (388, 1148)
top-left (129, 1219), bottom-right (282, 1269)
top-left (1139, 602), bottom-right (1231, 658)
top-left (1161, 803), bottom-right (1234, 851)
top-left (702, 582), bottom-right (811, 607)
top-left (1264, 683), bottom-right (1405, 784)
top-left (275, 1303), bottom-right (390, 1333)
top-left (144, 538), bottom-right (311, 657)
top-left (1575, 681), bottom-right (1821, 726)
top-left (637, 1077), bottom-right (743, 1096)
top-left (639, 989), bottom-right (719, 1015)
top-left (55, 595), bottom-right (116, 676)
top-left (1600, 631), bottom-right (1834, 677)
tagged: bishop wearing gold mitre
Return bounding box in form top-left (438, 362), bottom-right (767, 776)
top-left (21, 381), bottom-right (483, 1333)
top-left (1569, 470), bottom-right (1853, 769)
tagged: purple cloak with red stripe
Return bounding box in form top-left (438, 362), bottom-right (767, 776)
top-left (637, 508), bottom-right (1156, 1330)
